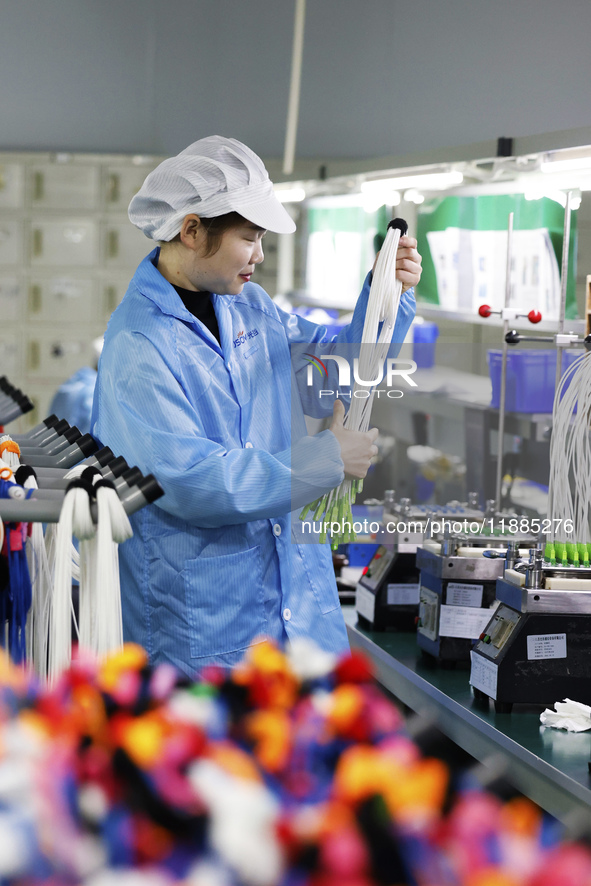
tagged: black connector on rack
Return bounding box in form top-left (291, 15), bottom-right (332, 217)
top-left (76, 434), bottom-right (100, 457)
top-left (93, 446), bottom-right (116, 467)
top-left (136, 474), bottom-right (165, 504)
top-left (106, 456), bottom-right (130, 478)
top-left (0, 377), bottom-right (34, 414)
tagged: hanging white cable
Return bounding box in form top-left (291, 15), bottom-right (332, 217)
top-left (96, 480), bottom-right (132, 656)
top-left (301, 219), bottom-right (407, 546)
top-left (47, 477), bottom-right (95, 684)
top-left (76, 467), bottom-right (103, 659)
top-left (0, 436), bottom-right (21, 473)
top-left (47, 492), bottom-right (76, 684)
top-left (78, 475), bottom-right (132, 660)
top-left (547, 349), bottom-right (591, 565)
top-left (28, 466), bottom-right (83, 681)
top-left (12, 465), bottom-right (52, 680)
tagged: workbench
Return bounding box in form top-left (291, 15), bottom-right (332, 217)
top-left (343, 605), bottom-right (591, 834)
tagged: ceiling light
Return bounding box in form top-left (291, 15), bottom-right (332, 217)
top-left (274, 186), bottom-right (306, 203)
top-left (360, 188), bottom-right (401, 213)
top-left (404, 189), bottom-right (425, 204)
top-left (361, 170), bottom-right (463, 192)
top-left (540, 148), bottom-right (591, 174)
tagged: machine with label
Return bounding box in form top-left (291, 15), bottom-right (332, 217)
top-left (355, 494), bottom-right (485, 631)
top-left (416, 533), bottom-right (537, 667)
top-left (470, 547), bottom-right (591, 712)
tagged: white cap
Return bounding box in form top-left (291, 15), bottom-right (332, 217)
top-left (128, 135), bottom-right (296, 240)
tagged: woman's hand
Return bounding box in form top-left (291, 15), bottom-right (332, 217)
top-left (329, 399), bottom-right (378, 479)
top-left (373, 235), bottom-right (423, 294)
top-left (396, 235), bottom-right (422, 293)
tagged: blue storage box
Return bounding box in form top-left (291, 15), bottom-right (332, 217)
top-left (488, 349), bottom-right (584, 413)
top-left (346, 543), bottom-right (380, 567)
top-left (413, 321), bottom-right (439, 368)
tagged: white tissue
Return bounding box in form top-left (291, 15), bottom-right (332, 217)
top-left (540, 698), bottom-right (591, 732)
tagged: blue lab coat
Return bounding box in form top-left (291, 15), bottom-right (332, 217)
top-left (91, 247), bottom-right (415, 675)
top-left (50, 366), bottom-right (97, 435)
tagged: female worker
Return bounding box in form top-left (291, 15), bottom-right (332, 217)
top-left (91, 136), bottom-right (421, 676)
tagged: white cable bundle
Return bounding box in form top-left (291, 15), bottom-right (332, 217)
top-left (301, 219), bottom-right (406, 546)
top-left (47, 475), bottom-right (95, 684)
top-left (0, 435), bottom-right (21, 473)
top-left (345, 221), bottom-right (405, 435)
top-left (547, 349), bottom-right (591, 565)
top-left (35, 464), bottom-right (88, 680)
top-left (78, 473), bottom-right (132, 660)
top-left (28, 518), bottom-right (53, 680)
top-left (13, 465), bottom-right (53, 680)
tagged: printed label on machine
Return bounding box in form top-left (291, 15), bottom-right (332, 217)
top-left (439, 604), bottom-right (493, 639)
top-left (418, 586), bottom-right (440, 640)
top-left (446, 582), bottom-right (484, 607)
top-left (387, 582), bottom-right (420, 605)
top-left (470, 650), bottom-right (498, 699)
top-left (356, 585), bottom-right (376, 622)
top-left (526, 633), bottom-right (567, 661)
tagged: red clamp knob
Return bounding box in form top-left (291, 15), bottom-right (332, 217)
top-left (528, 310), bottom-right (542, 324)
top-left (478, 304), bottom-right (492, 318)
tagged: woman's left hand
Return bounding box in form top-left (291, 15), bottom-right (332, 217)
top-left (372, 235), bottom-right (423, 294)
top-left (396, 235), bottom-right (422, 294)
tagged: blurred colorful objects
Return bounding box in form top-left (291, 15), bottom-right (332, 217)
top-left (0, 637), bottom-right (585, 884)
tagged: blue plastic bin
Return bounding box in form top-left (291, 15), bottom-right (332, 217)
top-left (488, 349), bottom-right (585, 413)
top-left (413, 322), bottom-right (439, 369)
top-left (347, 543), bottom-right (380, 567)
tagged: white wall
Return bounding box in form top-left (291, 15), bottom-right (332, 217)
top-left (1, 0), bottom-right (591, 163)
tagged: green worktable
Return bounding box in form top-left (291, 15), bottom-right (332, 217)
top-left (343, 606), bottom-right (591, 833)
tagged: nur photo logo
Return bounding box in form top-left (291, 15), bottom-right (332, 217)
top-left (305, 353), bottom-right (418, 399)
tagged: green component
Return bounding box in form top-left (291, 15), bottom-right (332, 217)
top-left (544, 542), bottom-right (556, 565)
top-left (299, 501), bottom-right (313, 521)
top-left (578, 542), bottom-right (589, 567)
top-left (313, 498), bottom-right (325, 522)
top-left (566, 542), bottom-right (579, 565)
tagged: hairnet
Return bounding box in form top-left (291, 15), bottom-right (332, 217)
top-left (128, 135), bottom-right (296, 240)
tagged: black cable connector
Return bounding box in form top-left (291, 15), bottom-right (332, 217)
top-left (387, 217), bottom-right (408, 236)
top-left (65, 478), bottom-right (96, 497)
top-left (14, 465), bottom-right (37, 486)
top-left (81, 466), bottom-right (102, 486)
top-left (94, 478), bottom-right (117, 493)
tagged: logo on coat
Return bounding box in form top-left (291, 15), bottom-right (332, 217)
top-left (234, 328), bottom-right (259, 348)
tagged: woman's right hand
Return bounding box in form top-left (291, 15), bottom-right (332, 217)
top-left (329, 399), bottom-right (378, 479)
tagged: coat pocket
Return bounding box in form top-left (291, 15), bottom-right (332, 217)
top-left (296, 543), bottom-right (340, 615)
top-left (184, 546), bottom-right (267, 659)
